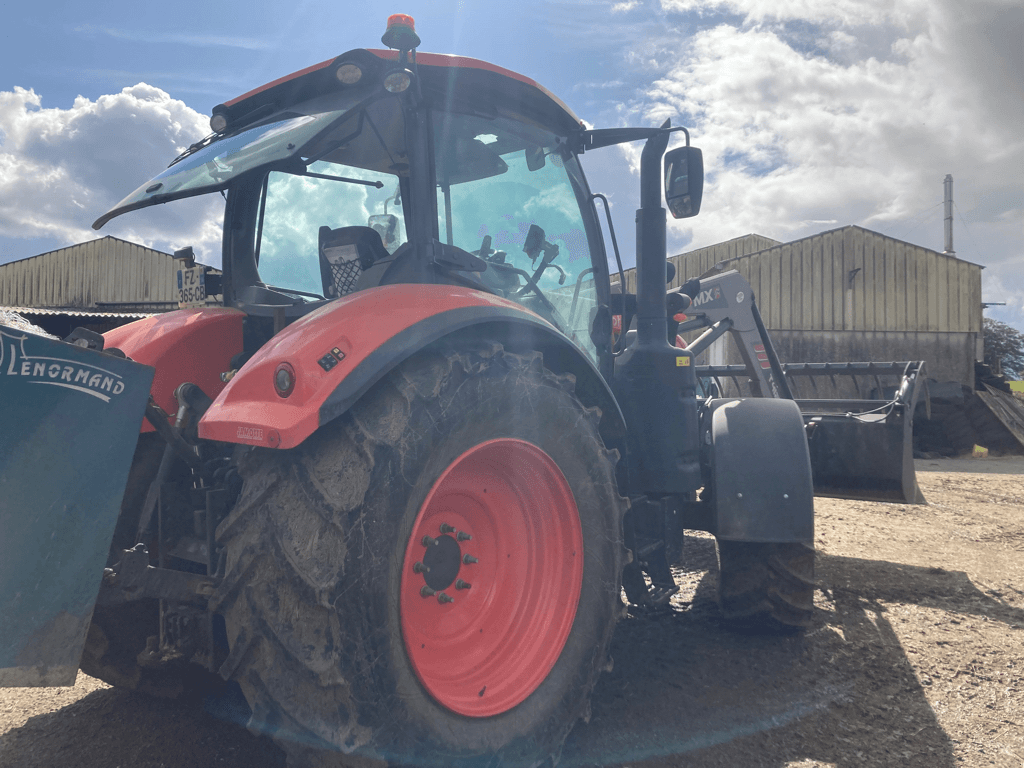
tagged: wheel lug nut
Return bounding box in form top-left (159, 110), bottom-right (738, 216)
top-left (420, 586), bottom-right (436, 598)
top-left (413, 561), bottom-right (429, 574)
top-left (457, 531), bottom-right (472, 541)
top-left (439, 523), bottom-right (455, 534)
top-left (463, 554), bottom-right (478, 565)
top-left (437, 592), bottom-right (454, 604)
top-left (422, 535), bottom-right (438, 547)
top-left (456, 579), bottom-right (471, 590)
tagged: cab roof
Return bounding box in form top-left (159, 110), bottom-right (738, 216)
top-left (214, 49), bottom-right (583, 138)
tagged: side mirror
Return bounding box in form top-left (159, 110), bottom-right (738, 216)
top-left (664, 146), bottom-right (703, 219)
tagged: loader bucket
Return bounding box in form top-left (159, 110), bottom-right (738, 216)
top-left (0, 327), bottom-right (154, 686)
top-left (799, 363), bottom-right (927, 505)
top-left (803, 408), bottom-right (924, 504)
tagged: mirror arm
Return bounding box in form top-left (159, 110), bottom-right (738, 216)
top-left (575, 125), bottom-right (689, 153)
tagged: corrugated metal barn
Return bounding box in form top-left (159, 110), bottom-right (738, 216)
top-left (623, 226), bottom-right (984, 392)
top-left (0, 236), bottom-right (179, 312)
top-left (0, 236), bottom-right (218, 337)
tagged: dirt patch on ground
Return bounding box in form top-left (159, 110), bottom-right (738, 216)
top-left (2, 457), bottom-right (1022, 767)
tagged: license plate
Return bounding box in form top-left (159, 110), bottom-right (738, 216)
top-left (177, 266), bottom-right (206, 308)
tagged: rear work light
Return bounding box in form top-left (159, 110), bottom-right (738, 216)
top-left (384, 69), bottom-right (413, 93)
top-left (336, 63), bottom-right (363, 84)
top-left (210, 113), bottom-right (229, 133)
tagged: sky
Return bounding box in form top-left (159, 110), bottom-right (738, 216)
top-left (1, 0), bottom-right (1021, 330)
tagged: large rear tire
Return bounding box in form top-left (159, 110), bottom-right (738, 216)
top-left (215, 342), bottom-right (626, 766)
top-left (716, 540), bottom-right (815, 633)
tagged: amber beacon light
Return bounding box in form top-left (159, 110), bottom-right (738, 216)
top-left (381, 14), bottom-right (420, 50)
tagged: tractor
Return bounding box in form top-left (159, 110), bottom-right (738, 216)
top-left (0, 14), bottom-right (925, 767)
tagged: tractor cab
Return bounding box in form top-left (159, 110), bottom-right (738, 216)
top-left (95, 43), bottom-right (615, 363)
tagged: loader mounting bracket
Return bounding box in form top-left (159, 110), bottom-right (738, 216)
top-left (622, 497), bottom-right (681, 606)
top-left (97, 544), bottom-right (219, 608)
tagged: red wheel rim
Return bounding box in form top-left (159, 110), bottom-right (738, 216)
top-left (400, 438), bottom-right (584, 717)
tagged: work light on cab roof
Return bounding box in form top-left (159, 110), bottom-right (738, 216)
top-left (203, 15), bottom-right (422, 135)
top-left (209, 112), bottom-right (228, 133)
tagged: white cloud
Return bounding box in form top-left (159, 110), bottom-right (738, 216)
top-left (659, 0), bottom-right (928, 27)
top-left (612, 1), bottom-right (642, 12)
top-left (75, 24), bottom-right (272, 51)
top-left (0, 84), bottom-right (223, 264)
top-left (628, 0), bottom-right (1023, 328)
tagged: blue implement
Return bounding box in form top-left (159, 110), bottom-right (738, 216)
top-left (0, 326), bottom-right (154, 686)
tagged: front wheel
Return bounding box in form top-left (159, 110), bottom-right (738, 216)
top-left (716, 540), bottom-right (815, 632)
top-left (215, 341), bottom-right (626, 765)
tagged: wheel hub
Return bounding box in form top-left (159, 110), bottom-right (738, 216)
top-left (399, 438), bottom-right (583, 718)
top-left (419, 531), bottom-right (466, 592)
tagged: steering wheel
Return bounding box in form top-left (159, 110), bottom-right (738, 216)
top-left (469, 231), bottom-right (564, 321)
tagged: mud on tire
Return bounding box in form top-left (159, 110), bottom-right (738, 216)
top-left (716, 541), bottom-right (815, 633)
top-left (214, 341), bottom-right (627, 766)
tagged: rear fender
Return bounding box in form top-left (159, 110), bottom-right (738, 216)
top-left (103, 308), bottom-right (244, 431)
top-left (706, 398), bottom-right (814, 543)
top-left (198, 285), bottom-right (624, 449)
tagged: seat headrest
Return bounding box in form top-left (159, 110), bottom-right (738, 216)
top-left (318, 226), bottom-right (389, 270)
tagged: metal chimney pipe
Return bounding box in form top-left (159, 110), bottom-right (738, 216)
top-left (943, 174), bottom-right (955, 255)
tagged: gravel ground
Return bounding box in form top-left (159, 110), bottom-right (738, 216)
top-left (2, 457), bottom-right (1021, 768)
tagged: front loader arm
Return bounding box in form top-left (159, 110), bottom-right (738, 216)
top-left (673, 270), bottom-right (792, 399)
top-left (671, 270), bottom-right (926, 505)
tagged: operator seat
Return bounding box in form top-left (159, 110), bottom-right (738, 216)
top-left (318, 226), bottom-right (390, 299)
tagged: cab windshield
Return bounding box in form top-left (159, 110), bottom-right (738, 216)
top-left (92, 87), bottom-right (375, 230)
top-left (433, 112), bottom-right (599, 361)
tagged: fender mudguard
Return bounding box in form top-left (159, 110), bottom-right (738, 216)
top-left (0, 327), bottom-right (154, 686)
top-left (198, 284), bottom-right (624, 449)
top-left (707, 398), bottom-right (814, 543)
top-left (103, 308), bottom-right (245, 431)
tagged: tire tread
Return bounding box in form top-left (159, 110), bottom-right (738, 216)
top-left (217, 341), bottom-right (627, 766)
top-left (716, 541), bottom-right (815, 633)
